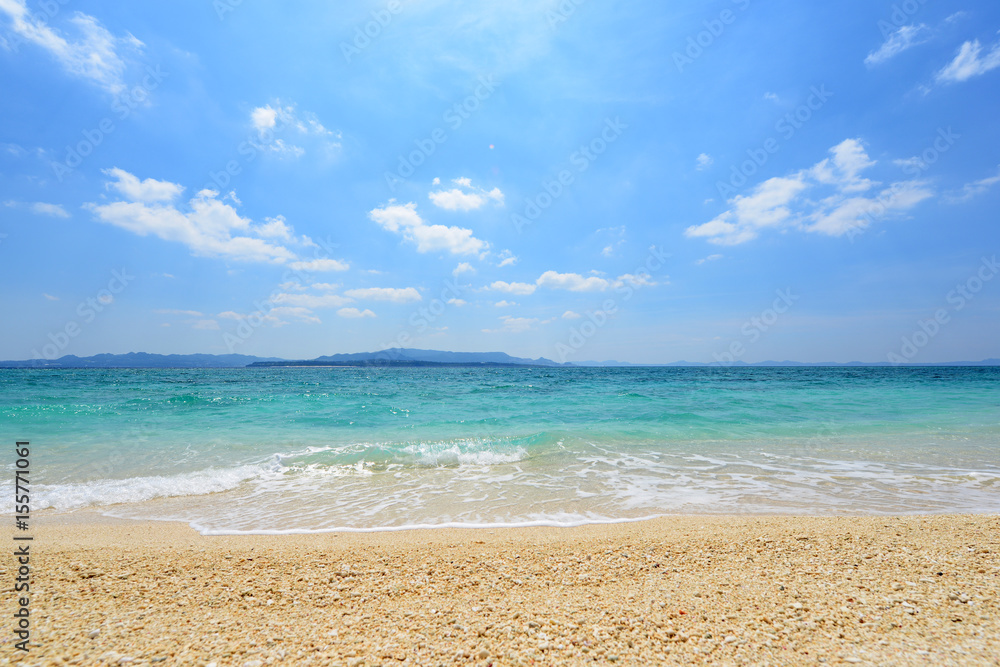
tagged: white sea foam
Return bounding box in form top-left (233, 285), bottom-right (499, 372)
top-left (26, 459), bottom-right (283, 511)
top-left (16, 439), bottom-right (1000, 532)
top-left (401, 442), bottom-right (527, 466)
top-left (15, 438), bottom-right (532, 513)
top-left (189, 514), bottom-right (661, 536)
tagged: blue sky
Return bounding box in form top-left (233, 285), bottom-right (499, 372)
top-left (2, 0), bottom-right (999, 363)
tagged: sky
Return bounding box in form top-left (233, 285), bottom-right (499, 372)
top-left (1, 0), bottom-right (999, 364)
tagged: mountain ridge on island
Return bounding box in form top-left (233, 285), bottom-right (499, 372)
top-left (0, 350), bottom-right (998, 368)
top-left (254, 348), bottom-right (567, 367)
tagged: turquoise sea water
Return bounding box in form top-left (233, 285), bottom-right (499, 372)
top-left (1, 366), bottom-right (999, 533)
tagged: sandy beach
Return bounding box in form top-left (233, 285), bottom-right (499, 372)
top-left (0, 513), bottom-right (996, 666)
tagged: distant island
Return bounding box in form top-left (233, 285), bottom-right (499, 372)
top-left (248, 349), bottom-right (566, 368)
top-left (1, 349), bottom-right (999, 369)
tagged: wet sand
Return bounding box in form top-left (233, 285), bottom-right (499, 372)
top-left (2, 512), bottom-right (998, 666)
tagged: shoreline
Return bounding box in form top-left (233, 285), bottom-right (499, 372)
top-left (4, 512), bottom-right (997, 665)
top-left (56, 506), bottom-right (1000, 536)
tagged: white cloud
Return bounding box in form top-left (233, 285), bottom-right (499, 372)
top-left (254, 215), bottom-right (294, 241)
top-left (0, 1), bottom-right (141, 95)
top-left (338, 307), bottom-right (376, 319)
top-left (562, 311), bottom-right (581, 320)
top-left (494, 300), bottom-right (517, 308)
top-left (936, 39), bottom-right (1000, 83)
top-left (948, 166), bottom-right (1000, 202)
top-left (614, 273), bottom-right (658, 289)
top-left (865, 24), bottom-right (930, 66)
top-left (483, 315), bottom-right (538, 334)
top-left (264, 139), bottom-right (304, 158)
top-left (429, 189), bottom-right (489, 212)
top-left (250, 106), bottom-right (277, 133)
top-left (155, 309), bottom-right (203, 316)
top-left (104, 167), bottom-right (184, 203)
top-left (597, 225), bottom-right (626, 257)
top-left (810, 138), bottom-right (876, 193)
top-left (5, 200), bottom-right (70, 217)
top-left (43, 293), bottom-right (59, 301)
top-left (31, 202), bottom-right (69, 218)
top-left (536, 271), bottom-right (609, 292)
top-left (344, 287), bottom-right (421, 303)
top-left (273, 293), bottom-right (352, 309)
top-left (447, 298), bottom-right (467, 307)
top-left (695, 254), bottom-right (724, 265)
top-left (428, 178), bottom-right (505, 211)
top-left (497, 250), bottom-right (518, 268)
top-left (763, 92), bottom-right (780, 103)
top-left (369, 201), bottom-right (489, 256)
top-left (489, 269), bottom-right (654, 296)
top-left (248, 101), bottom-right (340, 156)
top-left (89, 172), bottom-right (303, 264)
top-left (488, 280), bottom-right (536, 295)
top-left (453, 262), bottom-right (476, 277)
top-left (289, 258), bottom-right (350, 272)
top-left (685, 139), bottom-right (932, 244)
top-left (217, 310), bottom-right (286, 327)
top-left (87, 170), bottom-right (336, 268)
top-left (695, 153), bottom-right (714, 170)
top-left (310, 282), bottom-right (341, 291)
top-left (269, 306), bottom-right (321, 324)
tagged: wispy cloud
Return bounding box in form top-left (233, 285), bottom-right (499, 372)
top-left (343, 287), bottom-right (422, 303)
top-left (289, 258), bottom-right (349, 272)
top-left (865, 24), bottom-right (930, 67)
top-left (686, 139), bottom-right (932, 244)
top-left (947, 166), bottom-right (1000, 202)
top-left (453, 262), bottom-right (476, 277)
top-left (936, 39), bottom-right (1000, 84)
top-left (488, 269), bottom-right (660, 296)
top-left (337, 307), bottom-right (376, 319)
top-left (4, 200), bottom-right (70, 218)
top-left (488, 280), bottom-right (536, 295)
top-left (0, 1), bottom-right (142, 95)
top-left (154, 309), bottom-right (203, 316)
top-left (496, 250), bottom-right (518, 268)
top-left (248, 100), bottom-right (341, 157)
top-left (536, 271), bottom-right (609, 292)
top-left (482, 315), bottom-right (538, 334)
top-left (272, 293), bottom-right (353, 309)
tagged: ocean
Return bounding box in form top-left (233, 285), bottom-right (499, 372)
top-left (2, 366), bottom-right (998, 534)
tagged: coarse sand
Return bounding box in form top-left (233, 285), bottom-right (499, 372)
top-left (2, 512), bottom-right (998, 666)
